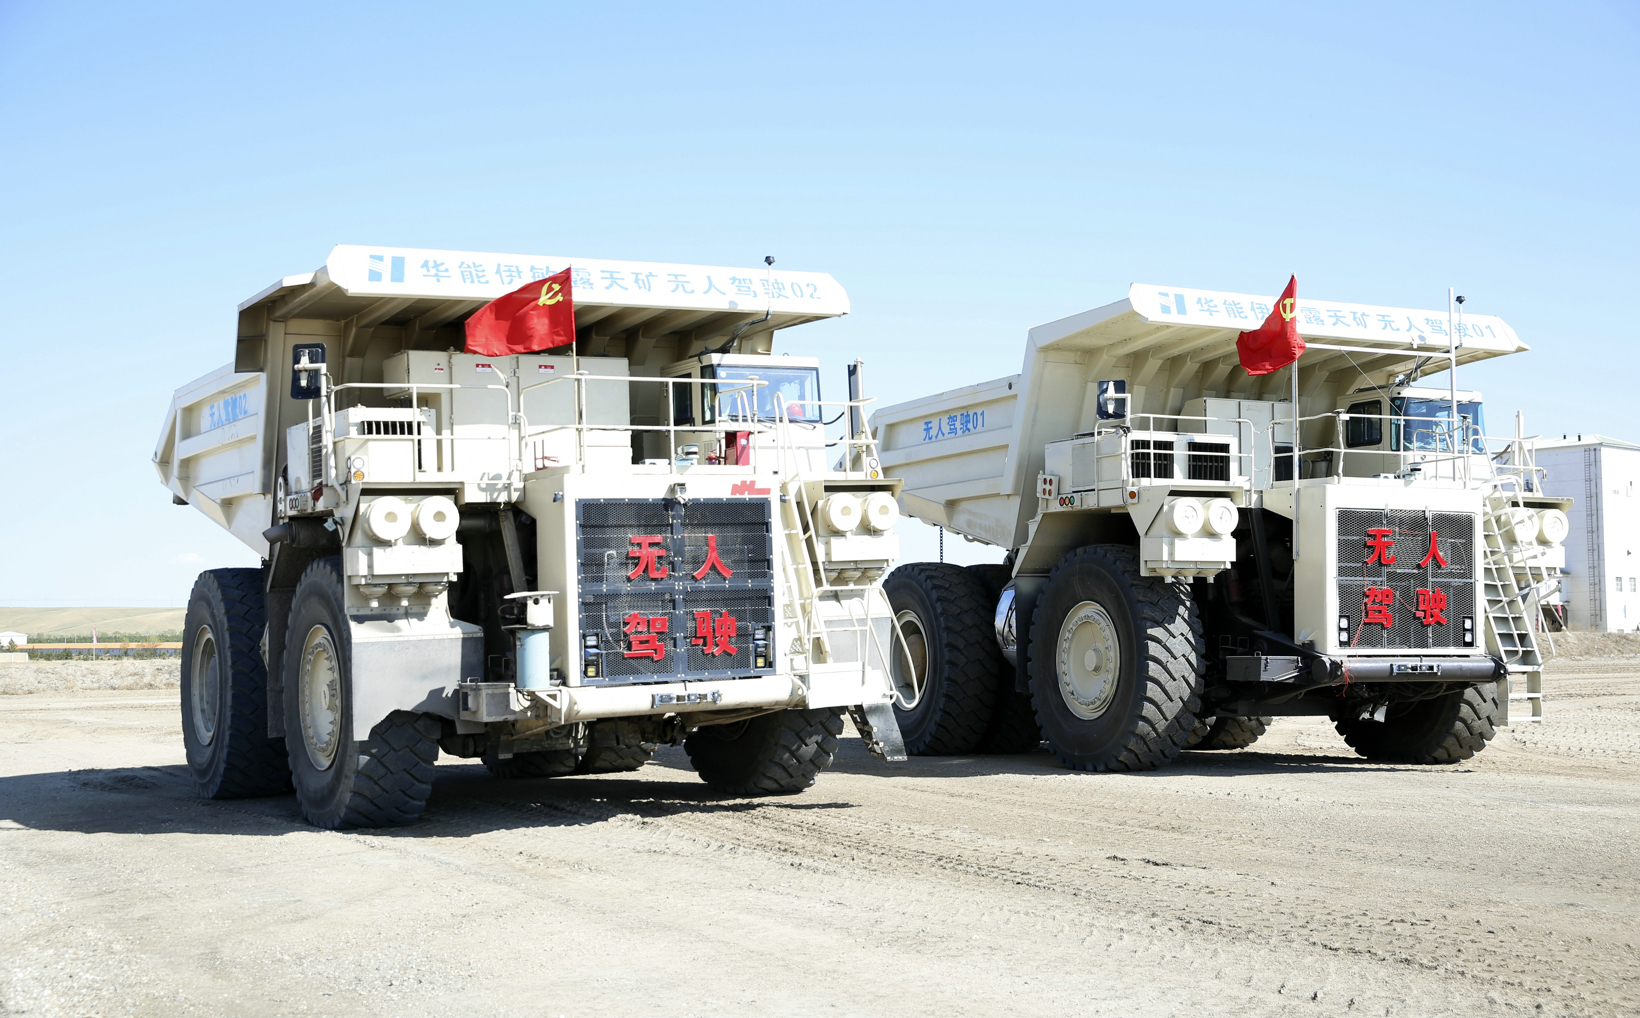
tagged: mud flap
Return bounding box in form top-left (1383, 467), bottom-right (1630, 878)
top-left (349, 616), bottom-right (484, 740)
top-left (849, 702), bottom-right (908, 762)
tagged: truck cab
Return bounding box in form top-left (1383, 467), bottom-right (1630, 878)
top-left (1337, 384), bottom-right (1488, 479)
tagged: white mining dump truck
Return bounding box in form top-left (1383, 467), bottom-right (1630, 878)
top-left (872, 283), bottom-right (1570, 770)
top-left (154, 245), bottom-right (907, 829)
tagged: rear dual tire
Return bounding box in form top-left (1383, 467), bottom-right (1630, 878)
top-left (181, 569), bottom-right (290, 798)
top-left (1335, 683), bottom-right (1500, 764)
top-left (684, 708), bottom-right (845, 795)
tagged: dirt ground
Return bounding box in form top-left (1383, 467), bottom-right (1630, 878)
top-left (2, 663), bottom-right (1636, 1018)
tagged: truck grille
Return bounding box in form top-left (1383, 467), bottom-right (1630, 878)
top-left (1336, 509), bottom-right (1475, 650)
top-left (576, 498), bottom-right (775, 685)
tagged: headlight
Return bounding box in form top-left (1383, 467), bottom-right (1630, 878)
top-left (414, 495), bottom-right (459, 541)
top-left (862, 492), bottom-right (899, 532)
top-left (819, 493), bottom-right (862, 533)
top-left (1203, 498), bottom-right (1239, 537)
top-left (1164, 497), bottom-right (1205, 536)
top-left (362, 496), bottom-right (411, 543)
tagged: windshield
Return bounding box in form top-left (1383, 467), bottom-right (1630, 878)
top-left (712, 366), bottom-right (822, 423)
top-left (1392, 398), bottom-right (1486, 454)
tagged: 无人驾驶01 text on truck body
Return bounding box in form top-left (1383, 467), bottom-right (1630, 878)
top-left (154, 245), bottom-right (908, 829)
top-left (871, 283), bottom-right (1569, 769)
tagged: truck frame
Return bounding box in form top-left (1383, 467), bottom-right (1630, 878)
top-left (872, 282), bottom-right (1568, 770)
top-left (155, 245), bottom-right (907, 828)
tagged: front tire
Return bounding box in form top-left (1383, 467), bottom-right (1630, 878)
top-left (883, 563), bottom-right (1001, 754)
top-left (282, 558), bottom-right (441, 828)
top-left (1335, 684), bottom-right (1500, 764)
top-left (180, 568), bottom-right (289, 798)
top-left (684, 708), bottom-right (845, 795)
top-left (1026, 545), bottom-right (1204, 772)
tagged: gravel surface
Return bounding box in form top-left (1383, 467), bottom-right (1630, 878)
top-left (1, 663), bottom-right (1636, 1017)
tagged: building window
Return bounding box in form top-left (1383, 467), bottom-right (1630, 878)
top-left (1619, 577), bottom-right (1625, 593)
top-left (1632, 578), bottom-right (1637, 593)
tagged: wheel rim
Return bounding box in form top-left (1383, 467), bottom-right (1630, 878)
top-left (1056, 600), bottom-right (1121, 720)
top-left (890, 609), bottom-right (929, 710)
top-left (189, 625), bottom-right (219, 745)
top-left (298, 624), bottom-right (343, 771)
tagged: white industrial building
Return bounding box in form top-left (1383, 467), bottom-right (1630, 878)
top-left (1531, 435), bottom-right (1640, 632)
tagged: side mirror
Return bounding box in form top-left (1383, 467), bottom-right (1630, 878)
top-left (1096, 379), bottom-right (1128, 420)
top-left (291, 344), bottom-right (326, 400)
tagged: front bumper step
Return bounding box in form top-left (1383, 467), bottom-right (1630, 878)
top-left (1227, 654), bottom-right (1506, 684)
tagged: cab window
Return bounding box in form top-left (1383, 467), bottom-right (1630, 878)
top-left (712, 365), bottom-right (822, 423)
top-left (1345, 400), bottom-right (1382, 448)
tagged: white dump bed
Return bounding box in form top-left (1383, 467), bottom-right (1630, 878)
top-left (155, 245), bottom-right (850, 555)
top-left (873, 283), bottom-right (1525, 551)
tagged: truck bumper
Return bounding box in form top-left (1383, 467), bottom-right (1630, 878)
top-left (1226, 654), bottom-right (1506, 684)
top-left (532, 673), bottom-right (805, 724)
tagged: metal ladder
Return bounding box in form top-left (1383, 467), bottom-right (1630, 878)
top-left (1479, 486), bottom-right (1546, 724)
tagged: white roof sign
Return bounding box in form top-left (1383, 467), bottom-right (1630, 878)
top-left (1127, 282), bottom-right (1518, 352)
top-left (321, 244), bottom-right (849, 317)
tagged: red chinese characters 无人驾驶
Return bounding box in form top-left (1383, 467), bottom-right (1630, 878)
top-left (1414, 588), bottom-right (1448, 626)
top-left (1363, 586), bottom-right (1395, 627)
top-left (691, 534), bottom-right (734, 580)
top-left (627, 535), bottom-right (669, 580)
top-left (622, 612), bottom-right (669, 661)
top-left (1416, 530), bottom-right (1449, 569)
top-left (691, 611), bottom-right (738, 657)
top-left (1365, 528), bottom-right (1397, 566)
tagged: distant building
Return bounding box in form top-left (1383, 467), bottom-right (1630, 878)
top-left (0, 631), bottom-right (27, 662)
top-left (1532, 435), bottom-right (1640, 632)
top-left (0, 632), bottom-right (25, 649)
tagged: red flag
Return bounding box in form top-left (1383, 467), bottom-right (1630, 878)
top-left (464, 267), bottom-right (576, 356)
top-left (1236, 275), bottom-right (1305, 376)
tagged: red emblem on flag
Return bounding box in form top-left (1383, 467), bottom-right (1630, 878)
top-left (464, 267), bottom-right (576, 356)
top-left (1236, 275), bottom-right (1307, 376)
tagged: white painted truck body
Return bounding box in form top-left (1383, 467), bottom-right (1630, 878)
top-left (155, 245), bottom-right (905, 759)
top-left (874, 283), bottom-right (1570, 724)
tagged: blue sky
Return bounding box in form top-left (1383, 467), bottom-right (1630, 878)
top-left (1, 1), bottom-right (1635, 604)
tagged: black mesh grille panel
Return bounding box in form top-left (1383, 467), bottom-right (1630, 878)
top-left (1131, 440), bottom-right (1175, 479)
top-left (1336, 509), bottom-right (1476, 650)
top-left (1186, 441), bottom-right (1231, 481)
top-left (577, 498), bottom-right (775, 685)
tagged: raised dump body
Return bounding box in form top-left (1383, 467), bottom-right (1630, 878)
top-left (872, 282), bottom-right (1569, 771)
top-left (156, 245), bottom-right (908, 829)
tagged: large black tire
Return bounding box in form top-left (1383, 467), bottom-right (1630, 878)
top-left (282, 558), bottom-right (441, 828)
top-left (484, 749), bottom-right (578, 779)
top-left (883, 563), bottom-right (1001, 754)
top-left (576, 720), bottom-right (656, 774)
top-left (180, 568), bottom-right (290, 798)
top-left (1027, 545), bottom-right (1205, 772)
top-left (1335, 683), bottom-right (1500, 764)
top-left (966, 563), bottom-right (1042, 754)
top-left (1187, 715), bottom-right (1271, 751)
top-left (684, 708), bottom-right (845, 795)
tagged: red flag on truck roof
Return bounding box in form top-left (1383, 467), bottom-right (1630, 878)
top-left (1236, 275), bottom-right (1305, 376)
top-left (464, 267), bottom-right (576, 356)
